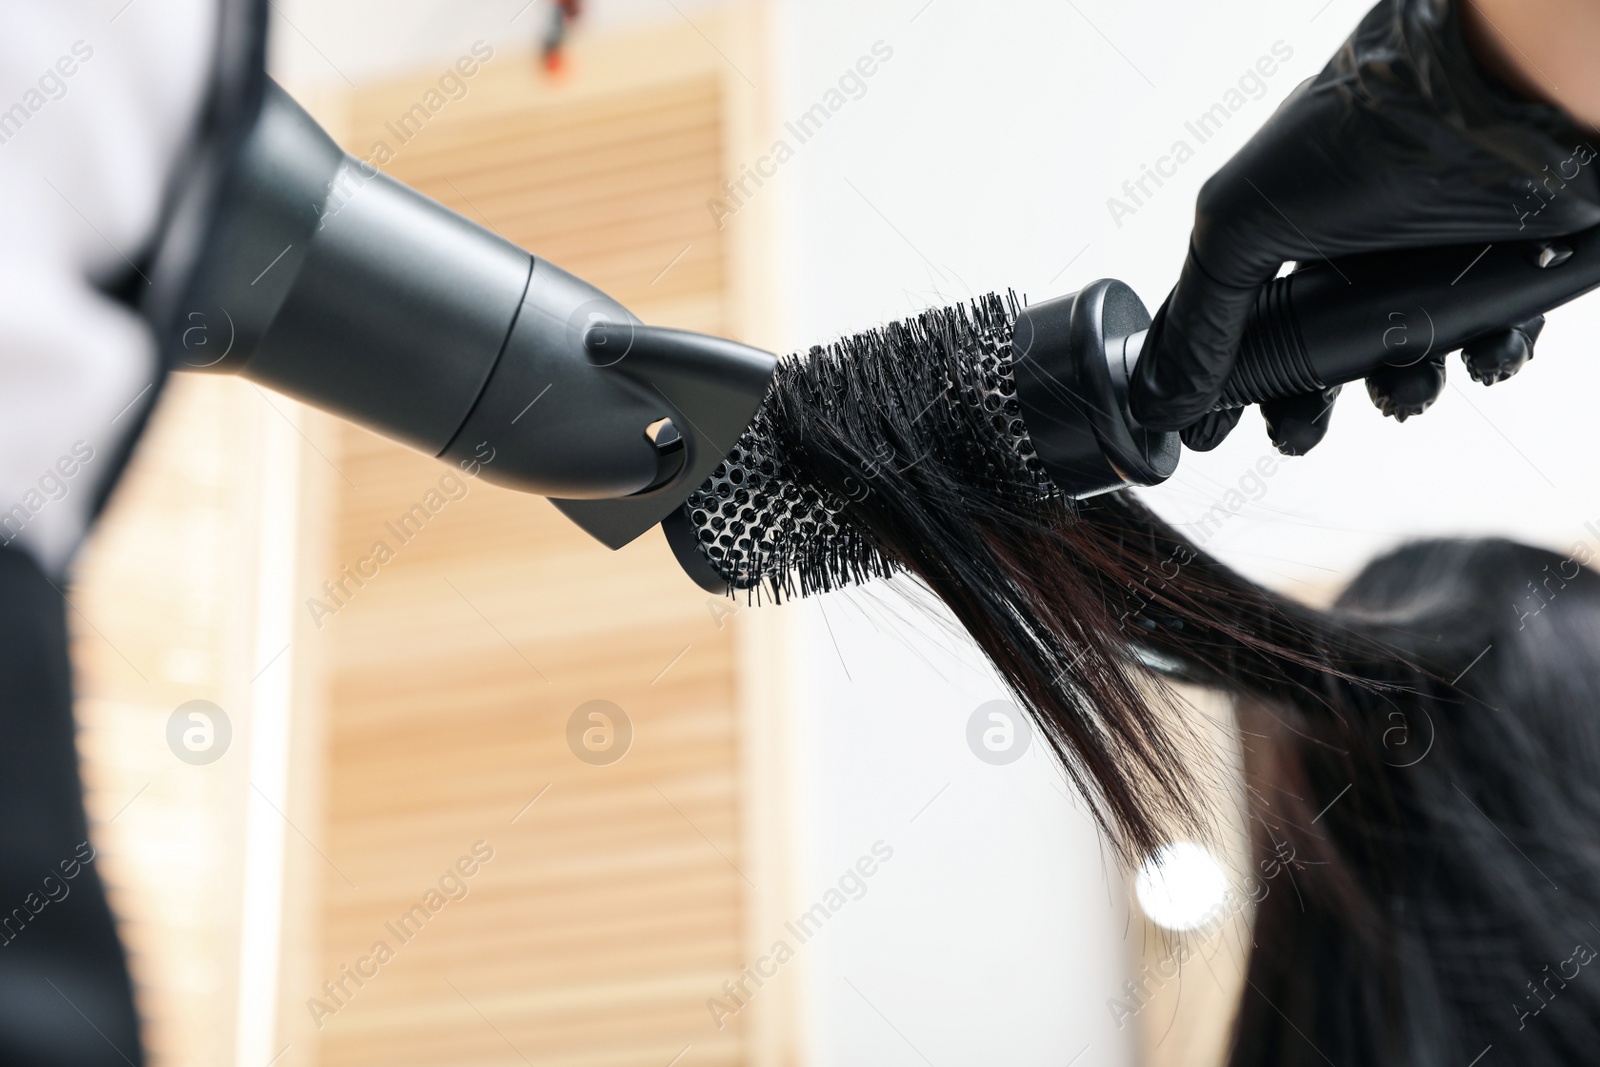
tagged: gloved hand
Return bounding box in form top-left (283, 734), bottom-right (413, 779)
top-left (1129, 0), bottom-right (1600, 454)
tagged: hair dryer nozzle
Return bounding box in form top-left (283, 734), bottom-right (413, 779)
top-left (546, 324), bottom-right (777, 549)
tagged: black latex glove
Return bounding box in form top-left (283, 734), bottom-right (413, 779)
top-left (1129, 0), bottom-right (1600, 454)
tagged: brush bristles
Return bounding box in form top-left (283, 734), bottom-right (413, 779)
top-left (681, 293), bottom-right (1214, 857)
top-left (683, 292), bottom-right (1065, 602)
top-left (675, 293), bottom-right (1440, 864)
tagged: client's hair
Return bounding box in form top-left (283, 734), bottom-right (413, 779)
top-left (724, 304), bottom-right (1600, 1061)
top-left (725, 300), bottom-right (1406, 856)
top-left (1227, 537), bottom-right (1600, 1065)
top-left (834, 478), bottom-right (1600, 1060)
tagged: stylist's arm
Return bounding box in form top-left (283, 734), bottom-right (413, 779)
top-left (1129, 0), bottom-right (1600, 455)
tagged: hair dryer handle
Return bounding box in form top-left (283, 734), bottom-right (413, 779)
top-left (1213, 223), bottom-right (1600, 408)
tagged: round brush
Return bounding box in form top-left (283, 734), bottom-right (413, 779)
top-left (664, 225), bottom-right (1600, 597)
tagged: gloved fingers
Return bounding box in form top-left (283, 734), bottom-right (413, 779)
top-left (1129, 242), bottom-right (1277, 433)
top-left (1461, 315), bottom-right (1543, 386)
top-left (1366, 353), bottom-right (1447, 421)
top-left (1178, 406), bottom-right (1243, 452)
top-left (1260, 385), bottom-right (1341, 456)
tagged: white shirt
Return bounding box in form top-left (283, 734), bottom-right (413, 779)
top-left (0, 1), bottom-right (214, 575)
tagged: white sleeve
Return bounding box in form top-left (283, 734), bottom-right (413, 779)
top-left (0, 1), bottom-right (218, 576)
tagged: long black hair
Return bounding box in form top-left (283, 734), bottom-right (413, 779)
top-left (843, 471), bottom-right (1600, 1061)
top-left (837, 476), bottom-right (1600, 1061)
top-left (692, 298), bottom-right (1412, 857)
top-left (1224, 537), bottom-right (1600, 1065)
top-left (834, 472), bottom-right (1600, 1060)
top-left (686, 296), bottom-right (1600, 1060)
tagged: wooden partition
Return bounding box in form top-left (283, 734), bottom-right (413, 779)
top-left (295, 11), bottom-right (795, 1067)
top-left (71, 9), bottom-right (791, 1067)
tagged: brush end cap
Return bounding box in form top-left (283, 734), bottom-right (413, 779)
top-left (1012, 280), bottom-right (1178, 497)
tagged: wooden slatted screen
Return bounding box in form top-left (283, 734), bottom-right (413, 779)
top-left (307, 23), bottom-right (773, 1067)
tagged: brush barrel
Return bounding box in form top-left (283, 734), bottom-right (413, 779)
top-left (1214, 224), bottom-right (1600, 408)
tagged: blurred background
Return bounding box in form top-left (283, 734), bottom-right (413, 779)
top-left (68, 0), bottom-right (1600, 1064)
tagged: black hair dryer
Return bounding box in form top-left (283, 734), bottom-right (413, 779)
top-left (152, 79), bottom-right (777, 550)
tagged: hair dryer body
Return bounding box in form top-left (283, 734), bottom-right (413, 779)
top-left (151, 79), bottom-right (774, 549)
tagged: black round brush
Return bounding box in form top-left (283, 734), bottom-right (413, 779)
top-left (656, 227), bottom-right (1600, 857)
top-left (666, 223), bottom-right (1600, 599)
top-left (663, 291), bottom-right (1221, 856)
top-left (665, 292), bottom-right (1065, 600)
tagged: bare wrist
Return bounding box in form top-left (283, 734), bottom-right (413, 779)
top-left (1460, 0), bottom-right (1600, 129)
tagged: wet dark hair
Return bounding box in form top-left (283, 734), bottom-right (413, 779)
top-left (682, 297), bottom-right (1600, 1060)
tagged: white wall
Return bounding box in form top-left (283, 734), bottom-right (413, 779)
top-left (781, 586), bottom-right (1136, 1067)
top-left (764, 0), bottom-right (1600, 592)
top-left (763, 0), bottom-right (1600, 1064)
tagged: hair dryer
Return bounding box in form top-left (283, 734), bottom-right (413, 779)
top-left (149, 79), bottom-right (775, 551)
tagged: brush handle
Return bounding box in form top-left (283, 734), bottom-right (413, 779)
top-left (1215, 223), bottom-right (1600, 408)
